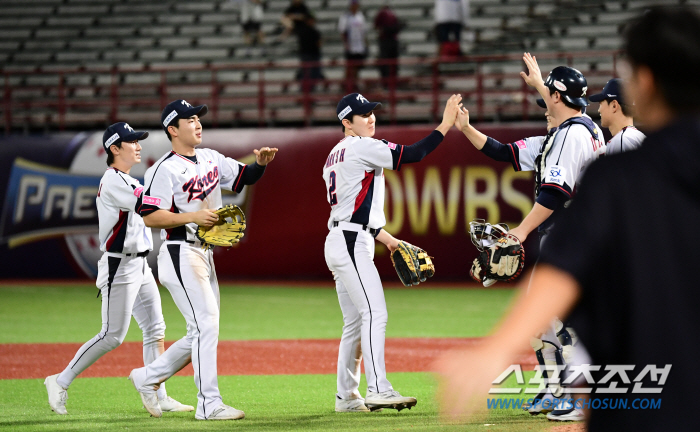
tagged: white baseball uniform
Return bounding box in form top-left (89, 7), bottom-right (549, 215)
top-left (56, 168), bottom-right (169, 401)
top-left (136, 148), bottom-right (249, 419)
top-left (485, 117), bottom-right (605, 389)
top-left (605, 125), bottom-right (645, 156)
top-left (504, 116), bottom-right (605, 231)
top-left (323, 135), bottom-right (405, 400)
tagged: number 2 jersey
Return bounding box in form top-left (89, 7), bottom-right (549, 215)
top-left (97, 168), bottom-right (152, 254)
top-left (139, 148), bottom-right (248, 242)
top-left (323, 135), bottom-right (405, 230)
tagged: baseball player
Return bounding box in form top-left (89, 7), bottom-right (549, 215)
top-left (44, 123), bottom-right (192, 415)
top-left (126, 100), bottom-right (277, 421)
top-left (457, 54), bottom-right (606, 421)
top-left (325, 92), bottom-right (462, 412)
top-left (589, 78), bottom-right (645, 155)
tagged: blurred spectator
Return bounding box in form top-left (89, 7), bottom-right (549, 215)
top-left (339, 0), bottom-right (368, 90)
top-left (296, 14), bottom-right (324, 92)
top-left (434, 0), bottom-right (469, 57)
top-left (233, 0), bottom-right (265, 56)
top-left (278, 0), bottom-right (312, 43)
top-left (374, 1), bottom-right (403, 86)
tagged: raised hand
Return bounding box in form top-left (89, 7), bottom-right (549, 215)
top-left (455, 106), bottom-right (471, 132)
top-left (254, 147), bottom-right (279, 166)
top-left (519, 52), bottom-right (545, 89)
top-left (441, 94), bottom-right (463, 127)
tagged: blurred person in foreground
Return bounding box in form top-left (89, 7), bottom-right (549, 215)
top-left (436, 6), bottom-right (700, 431)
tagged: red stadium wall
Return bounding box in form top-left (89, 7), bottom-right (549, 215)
top-left (204, 124), bottom-right (543, 281)
top-left (0, 124), bottom-right (545, 281)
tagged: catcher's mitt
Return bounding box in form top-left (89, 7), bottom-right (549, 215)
top-left (196, 204), bottom-right (246, 248)
top-left (469, 220), bottom-right (525, 284)
top-left (390, 241), bottom-right (435, 287)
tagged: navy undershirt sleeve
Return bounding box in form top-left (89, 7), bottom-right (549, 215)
top-left (536, 188), bottom-right (568, 210)
top-left (240, 162), bottom-right (266, 185)
top-left (399, 130), bottom-right (444, 164)
top-left (481, 137), bottom-right (514, 162)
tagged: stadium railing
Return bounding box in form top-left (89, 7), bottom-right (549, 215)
top-left (2, 51), bottom-right (620, 132)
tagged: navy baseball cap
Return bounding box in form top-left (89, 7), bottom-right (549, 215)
top-left (161, 99), bottom-right (208, 132)
top-left (337, 93), bottom-right (381, 123)
top-left (102, 122), bottom-right (148, 150)
top-left (588, 78), bottom-right (625, 105)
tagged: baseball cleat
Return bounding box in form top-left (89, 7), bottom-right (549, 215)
top-left (547, 407), bottom-right (585, 421)
top-left (365, 390), bottom-right (417, 411)
top-left (159, 396), bottom-right (194, 412)
top-left (44, 374), bottom-right (68, 415)
top-left (128, 368), bottom-right (162, 418)
top-left (196, 404), bottom-right (245, 420)
top-left (523, 389), bottom-right (555, 415)
top-left (335, 396), bottom-right (371, 412)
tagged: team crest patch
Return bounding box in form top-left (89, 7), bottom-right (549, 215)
top-left (544, 165), bottom-right (567, 186)
top-left (143, 195), bottom-right (161, 206)
top-left (515, 140), bottom-right (527, 149)
top-left (387, 142), bottom-right (397, 150)
top-left (553, 81), bottom-right (567, 92)
top-left (133, 186), bottom-right (143, 197)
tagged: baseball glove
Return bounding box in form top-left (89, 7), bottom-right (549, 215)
top-left (390, 241), bottom-right (435, 287)
top-left (469, 220), bottom-right (525, 284)
top-left (196, 204), bottom-right (246, 248)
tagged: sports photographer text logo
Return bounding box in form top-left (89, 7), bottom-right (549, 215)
top-left (489, 364), bottom-right (671, 394)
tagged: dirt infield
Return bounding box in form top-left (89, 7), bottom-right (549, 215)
top-left (0, 338), bottom-right (536, 380)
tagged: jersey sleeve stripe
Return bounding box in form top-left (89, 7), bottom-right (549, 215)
top-left (232, 164), bottom-right (247, 193)
top-left (144, 152), bottom-right (174, 195)
top-left (396, 145), bottom-right (404, 171)
top-left (507, 143), bottom-right (521, 171)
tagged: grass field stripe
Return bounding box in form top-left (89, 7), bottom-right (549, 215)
top-left (167, 244), bottom-right (206, 417)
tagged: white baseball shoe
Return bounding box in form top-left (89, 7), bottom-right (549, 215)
top-left (365, 390), bottom-right (417, 411)
top-left (196, 404), bottom-right (245, 420)
top-left (523, 389), bottom-right (554, 415)
top-left (547, 407), bottom-right (585, 421)
top-left (335, 395), bottom-right (371, 412)
top-left (159, 396), bottom-right (194, 412)
top-left (44, 374), bottom-right (68, 415)
top-left (128, 368), bottom-right (162, 418)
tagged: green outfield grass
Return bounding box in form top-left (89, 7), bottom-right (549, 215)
top-left (0, 284), bottom-right (516, 343)
top-left (0, 284), bottom-right (568, 431)
top-left (0, 372), bottom-right (553, 432)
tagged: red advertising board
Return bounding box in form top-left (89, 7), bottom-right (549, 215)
top-left (204, 124), bottom-right (544, 281)
top-left (0, 123), bottom-right (546, 280)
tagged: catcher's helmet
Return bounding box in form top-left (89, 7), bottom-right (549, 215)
top-left (544, 66), bottom-right (589, 107)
